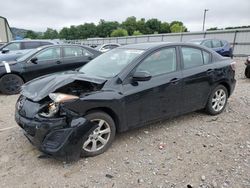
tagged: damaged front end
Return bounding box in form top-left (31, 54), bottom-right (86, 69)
top-left (15, 72), bottom-right (106, 161)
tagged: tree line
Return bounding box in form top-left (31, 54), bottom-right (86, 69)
top-left (25, 16), bottom-right (188, 40)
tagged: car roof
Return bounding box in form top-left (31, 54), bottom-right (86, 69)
top-left (119, 42), bottom-right (173, 50)
top-left (9, 40), bottom-right (58, 44)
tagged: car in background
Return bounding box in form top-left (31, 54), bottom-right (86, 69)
top-left (0, 44), bottom-right (101, 94)
top-left (0, 40), bottom-right (59, 62)
top-left (189, 38), bottom-right (233, 58)
top-left (15, 42), bottom-right (236, 160)
top-left (95, 43), bottom-right (121, 53)
top-left (245, 56), bottom-right (250, 78)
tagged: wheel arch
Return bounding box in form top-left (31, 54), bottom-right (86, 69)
top-left (218, 81), bottom-right (231, 96)
top-left (0, 72), bottom-right (26, 82)
top-left (85, 107), bottom-right (121, 132)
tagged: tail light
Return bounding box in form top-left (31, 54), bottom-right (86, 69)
top-left (230, 61), bottom-right (236, 71)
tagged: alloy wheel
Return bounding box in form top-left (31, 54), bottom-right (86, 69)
top-left (83, 119), bottom-right (111, 152)
top-left (211, 89), bottom-right (226, 112)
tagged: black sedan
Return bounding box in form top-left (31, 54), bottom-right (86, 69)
top-left (0, 45), bottom-right (101, 94)
top-left (15, 42), bottom-right (236, 160)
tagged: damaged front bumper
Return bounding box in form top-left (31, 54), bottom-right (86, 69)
top-left (15, 98), bottom-right (97, 161)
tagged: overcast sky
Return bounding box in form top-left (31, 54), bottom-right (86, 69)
top-left (1, 0), bottom-right (249, 32)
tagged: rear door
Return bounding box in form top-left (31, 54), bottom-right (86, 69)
top-left (61, 46), bottom-right (93, 71)
top-left (180, 46), bottom-right (213, 113)
top-left (123, 47), bottom-right (182, 128)
top-left (22, 46), bottom-right (62, 80)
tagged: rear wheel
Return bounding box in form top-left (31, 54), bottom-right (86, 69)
top-left (245, 67), bottom-right (250, 78)
top-left (81, 111), bottom-right (116, 157)
top-left (205, 85), bottom-right (228, 115)
top-left (0, 74), bottom-right (24, 95)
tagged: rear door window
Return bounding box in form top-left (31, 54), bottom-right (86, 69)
top-left (63, 47), bottom-right (92, 58)
top-left (202, 51), bottom-right (210, 64)
top-left (23, 42), bottom-right (41, 49)
top-left (181, 47), bottom-right (204, 69)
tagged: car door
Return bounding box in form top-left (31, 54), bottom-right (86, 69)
top-left (22, 47), bottom-right (62, 81)
top-left (180, 46), bottom-right (213, 113)
top-left (122, 47), bottom-right (182, 128)
top-left (61, 46), bottom-right (93, 71)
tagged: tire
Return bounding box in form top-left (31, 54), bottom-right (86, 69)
top-left (0, 74), bottom-right (24, 95)
top-left (81, 111), bottom-right (116, 157)
top-left (205, 85), bottom-right (228, 115)
top-left (245, 67), bottom-right (250, 78)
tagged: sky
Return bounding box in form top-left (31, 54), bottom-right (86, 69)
top-left (1, 0), bottom-right (249, 32)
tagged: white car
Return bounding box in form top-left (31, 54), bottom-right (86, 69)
top-left (95, 43), bottom-right (121, 53)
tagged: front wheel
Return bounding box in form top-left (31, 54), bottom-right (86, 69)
top-left (0, 74), bottom-right (24, 95)
top-left (81, 111), bottom-right (116, 157)
top-left (205, 85), bottom-right (228, 115)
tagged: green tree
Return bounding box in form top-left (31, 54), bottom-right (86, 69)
top-left (111, 28), bottom-right (128, 37)
top-left (136, 18), bottom-right (147, 34)
top-left (122, 16), bottom-right (137, 35)
top-left (132, 30), bottom-right (142, 36)
top-left (59, 27), bottom-right (69, 39)
top-left (160, 22), bottom-right (170, 33)
top-left (25, 30), bottom-right (38, 39)
top-left (170, 21), bottom-right (187, 32)
top-left (145, 18), bottom-right (161, 34)
top-left (97, 20), bottom-right (120, 37)
top-left (43, 28), bottom-right (58, 39)
top-left (77, 23), bottom-right (97, 39)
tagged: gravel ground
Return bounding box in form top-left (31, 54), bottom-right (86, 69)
top-left (0, 59), bottom-right (249, 188)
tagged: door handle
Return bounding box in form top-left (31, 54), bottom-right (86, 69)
top-left (56, 61), bottom-right (61, 64)
top-left (206, 69), bottom-right (214, 75)
top-left (170, 78), bottom-right (180, 85)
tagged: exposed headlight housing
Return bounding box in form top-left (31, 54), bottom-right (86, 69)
top-left (49, 93), bottom-right (79, 103)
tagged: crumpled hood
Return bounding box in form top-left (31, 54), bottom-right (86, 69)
top-left (21, 71), bottom-right (107, 101)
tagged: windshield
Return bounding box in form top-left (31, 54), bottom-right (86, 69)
top-left (79, 48), bottom-right (144, 78)
top-left (16, 48), bottom-right (41, 61)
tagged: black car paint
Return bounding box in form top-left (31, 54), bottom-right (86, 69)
top-left (0, 45), bottom-right (101, 83)
top-left (15, 43), bottom-right (236, 160)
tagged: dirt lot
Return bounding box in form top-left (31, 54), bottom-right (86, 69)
top-left (0, 59), bottom-right (249, 188)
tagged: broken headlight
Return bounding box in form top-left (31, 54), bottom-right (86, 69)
top-left (49, 93), bottom-right (79, 103)
top-left (40, 93), bottom-right (79, 117)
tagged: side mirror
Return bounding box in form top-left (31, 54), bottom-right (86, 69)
top-left (132, 71), bottom-right (152, 82)
top-left (1, 48), bottom-right (9, 54)
top-left (30, 57), bottom-right (38, 64)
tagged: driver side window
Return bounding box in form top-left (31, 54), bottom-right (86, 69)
top-left (35, 48), bottom-right (60, 61)
top-left (136, 48), bottom-right (177, 77)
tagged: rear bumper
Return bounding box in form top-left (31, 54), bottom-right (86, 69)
top-left (15, 112), bottom-right (97, 161)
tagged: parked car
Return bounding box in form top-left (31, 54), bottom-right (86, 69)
top-left (15, 42), bottom-right (236, 160)
top-left (0, 44), bottom-right (101, 94)
top-left (189, 38), bottom-right (233, 58)
top-left (0, 40), bottom-right (58, 62)
top-left (245, 56), bottom-right (250, 78)
top-left (95, 43), bottom-right (121, 53)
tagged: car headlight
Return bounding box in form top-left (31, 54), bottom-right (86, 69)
top-left (49, 93), bottom-right (79, 103)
